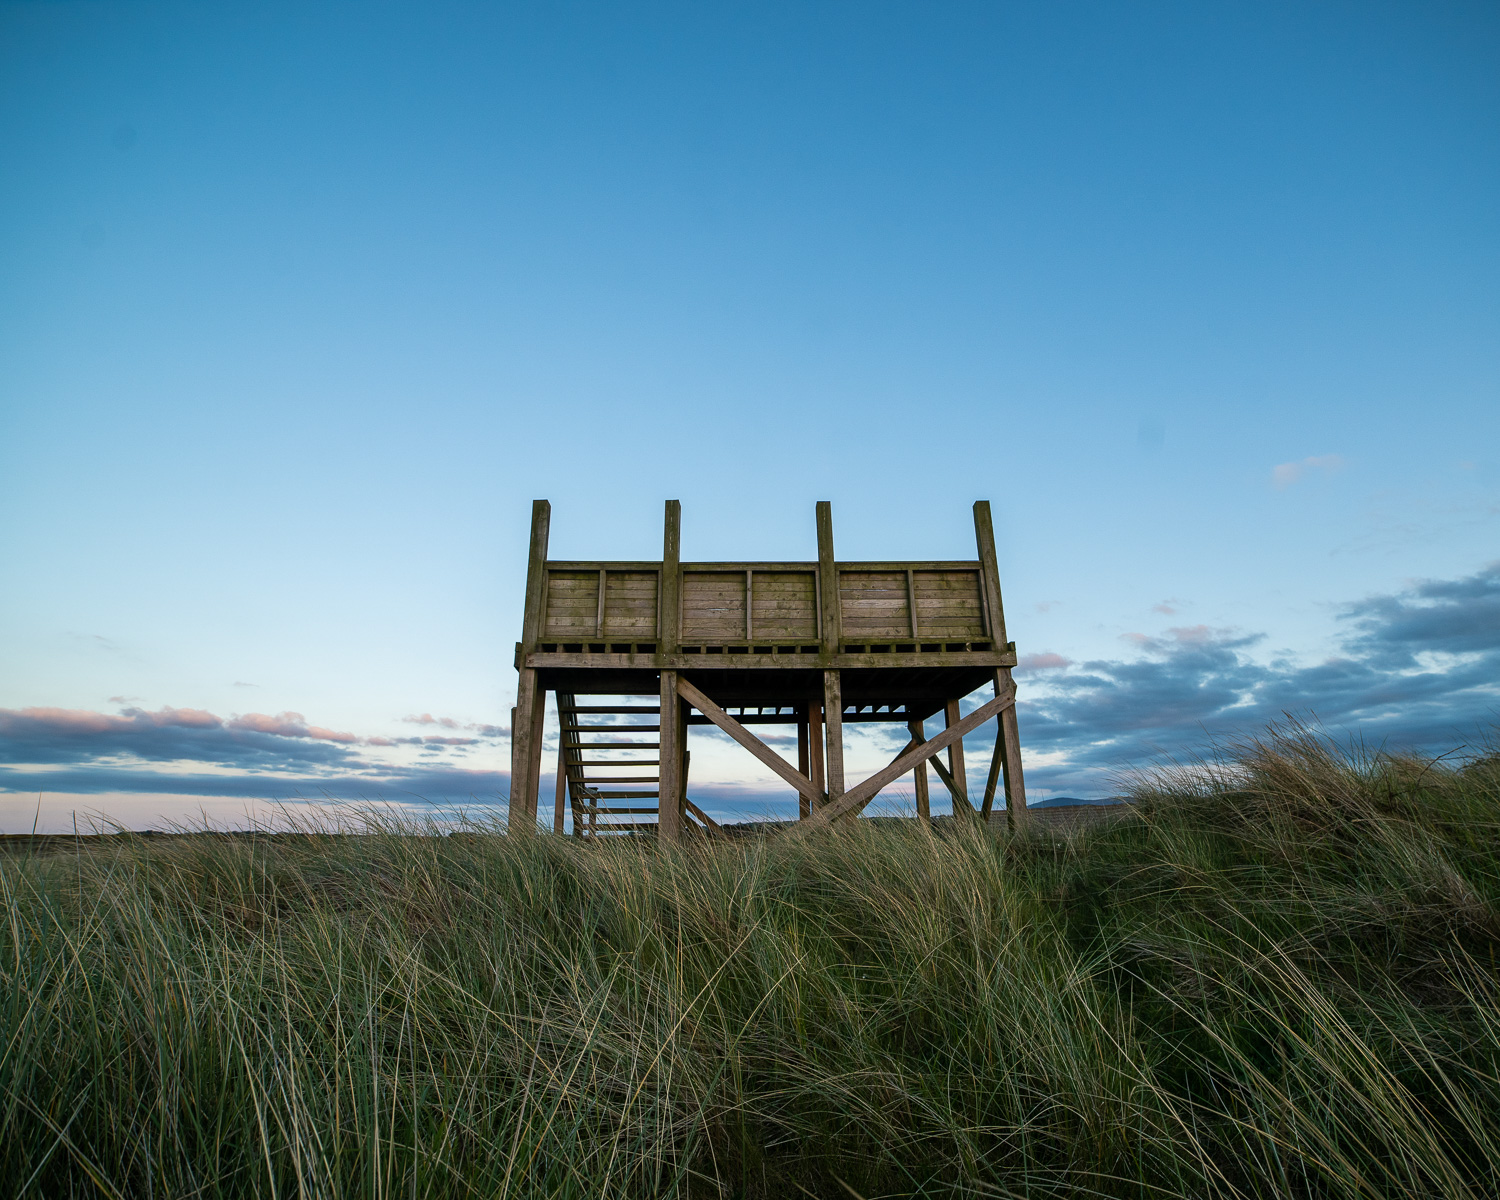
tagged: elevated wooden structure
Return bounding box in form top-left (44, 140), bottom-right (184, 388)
top-left (508, 501), bottom-right (1026, 838)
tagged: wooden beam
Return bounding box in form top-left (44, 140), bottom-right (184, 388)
top-left (908, 718), bottom-right (930, 821)
top-left (508, 668), bottom-right (543, 833)
top-left (685, 798), bottom-right (722, 832)
top-left (816, 501), bottom-right (841, 652)
top-left (520, 500), bottom-right (551, 650)
top-left (553, 737), bottom-right (567, 835)
top-left (745, 569), bottom-right (753, 641)
top-left (805, 688), bottom-right (1016, 826)
top-left (660, 500), bottom-right (681, 652)
top-left (658, 670), bottom-right (682, 843)
top-left (808, 699), bottom-right (826, 807)
top-left (797, 709), bottom-right (811, 820)
top-left (676, 675), bottom-right (824, 807)
top-left (972, 500), bottom-right (1009, 647)
top-left (944, 699), bottom-right (972, 814)
top-left (823, 669), bottom-right (845, 802)
top-left (996, 667), bottom-right (1028, 828)
top-left (595, 568), bottom-right (607, 639)
top-left (906, 568), bottom-right (919, 639)
top-left (980, 735), bottom-right (1004, 821)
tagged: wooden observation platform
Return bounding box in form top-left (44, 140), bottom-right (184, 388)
top-left (508, 501), bottom-right (1026, 838)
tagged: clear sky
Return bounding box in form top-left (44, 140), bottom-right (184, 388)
top-left (3, 1), bottom-right (1497, 831)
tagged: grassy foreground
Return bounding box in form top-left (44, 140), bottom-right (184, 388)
top-left (3, 726), bottom-right (1499, 1198)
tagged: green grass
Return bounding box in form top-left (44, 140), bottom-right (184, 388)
top-left (2, 722), bottom-right (1499, 1198)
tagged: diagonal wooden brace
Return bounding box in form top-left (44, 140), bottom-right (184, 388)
top-left (906, 725), bottom-right (972, 812)
top-left (676, 675), bottom-right (825, 809)
top-left (805, 687), bottom-right (1017, 826)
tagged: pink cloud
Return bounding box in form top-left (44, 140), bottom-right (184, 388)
top-left (228, 712), bottom-right (358, 743)
top-left (404, 713), bottom-right (461, 729)
top-left (1152, 602), bottom-right (1178, 615)
top-left (1018, 652), bottom-right (1071, 671)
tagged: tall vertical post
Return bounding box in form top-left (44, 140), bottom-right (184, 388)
top-left (808, 699), bottom-right (826, 807)
top-left (553, 740), bottom-right (568, 835)
top-left (944, 699), bottom-right (972, 815)
top-left (823, 670), bottom-right (845, 805)
top-left (659, 670), bottom-right (682, 842)
top-left (796, 709), bottom-right (811, 819)
top-left (816, 501), bottom-right (841, 654)
top-left (816, 501), bottom-right (845, 805)
top-left (972, 500), bottom-right (1009, 649)
top-left (996, 670), bottom-right (1027, 827)
top-left (908, 717), bottom-right (931, 822)
top-left (974, 501), bottom-right (1026, 824)
top-left (660, 500), bottom-right (681, 653)
top-left (510, 500), bottom-right (551, 833)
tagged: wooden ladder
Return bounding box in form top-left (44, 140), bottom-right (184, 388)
top-left (556, 695), bottom-right (664, 836)
top-left (554, 693), bottom-right (719, 836)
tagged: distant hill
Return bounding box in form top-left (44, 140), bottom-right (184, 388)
top-left (1029, 795), bottom-right (1122, 807)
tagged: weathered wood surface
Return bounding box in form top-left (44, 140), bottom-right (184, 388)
top-left (805, 688), bottom-right (1016, 826)
top-left (677, 675), bottom-right (824, 808)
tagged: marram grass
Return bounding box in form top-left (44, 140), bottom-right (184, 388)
top-left (2, 723), bottom-right (1498, 1198)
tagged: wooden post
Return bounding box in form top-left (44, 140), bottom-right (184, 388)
top-left (908, 717), bottom-right (931, 821)
top-left (808, 698), bottom-right (826, 807)
top-left (660, 500), bottom-right (681, 653)
top-left (658, 669), bottom-right (682, 842)
top-left (509, 500), bottom-right (551, 834)
top-left (944, 699), bottom-right (972, 815)
top-left (816, 501), bottom-right (841, 654)
top-left (509, 670), bottom-right (545, 831)
top-left (553, 739), bottom-right (568, 834)
top-left (996, 668), bottom-right (1027, 827)
top-left (797, 708), bottom-right (811, 819)
top-left (972, 500), bottom-right (1009, 648)
top-left (823, 669), bottom-right (845, 804)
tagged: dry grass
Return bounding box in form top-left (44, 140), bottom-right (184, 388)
top-left (2, 722), bottom-right (1498, 1197)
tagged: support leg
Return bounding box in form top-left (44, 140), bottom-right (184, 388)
top-left (658, 670), bottom-right (682, 843)
top-left (822, 670), bottom-right (845, 805)
top-left (995, 668), bottom-right (1027, 829)
top-left (944, 699), bottom-right (973, 816)
top-left (908, 717), bottom-right (930, 822)
top-left (808, 700), bottom-right (826, 808)
top-left (796, 710), bottom-right (811, 820)
top-left (509, 669), bottom-right (544, 833)
top-left (553, 740), bottom-right (567, 835)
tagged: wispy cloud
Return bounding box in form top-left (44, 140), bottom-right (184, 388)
top-left (1272, 453), bottom-right (1345, 490)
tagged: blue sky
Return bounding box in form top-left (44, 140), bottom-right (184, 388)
top-left (2, 1), bottom-right (1497, 830)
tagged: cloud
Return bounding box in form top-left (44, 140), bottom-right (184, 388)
top-left (1016, 563), bottom-right (1500, 794)
top-left (403, 714), bottom-right (508, 738)
top-left (228, 712), bottom-right (359, 743)
top-left (233, 681), bottom-right (258, 688)
top-left (1152, 601), bottom-right (1179, 615)
top-left (404, 712), bottom-right (461, 729)
top-left (1018, 652), bottom-right (1071, 671)
top-left (1272, 454), bottom-right (1345, 490)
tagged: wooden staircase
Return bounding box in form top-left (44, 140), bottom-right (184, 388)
top-left (555, 694), bottom-right (661, 835)
top-left (554, 693), bottom-right (720, 836)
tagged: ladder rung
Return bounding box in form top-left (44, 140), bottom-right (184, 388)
top-left (575, 759), bottom-right (659, 767)
top-left (574, 790), bottom-right (658, 799)
top-left (564, 724), bottom-right (661, 732)
top-left (576, 776), bottom-right (659, 784)
top-left (565, 706), bottom-right (661, 714)
top-left (568, 741), bottom-right (660, 749)
top-left (577, 806), bottom-right (659, 815)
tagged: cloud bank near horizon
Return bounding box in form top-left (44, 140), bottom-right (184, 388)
top-left (1, 565), bottom-right (1496, 808)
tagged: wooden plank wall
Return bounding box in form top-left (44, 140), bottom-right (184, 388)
top-left (538, 564), bottom-right (987, 645)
